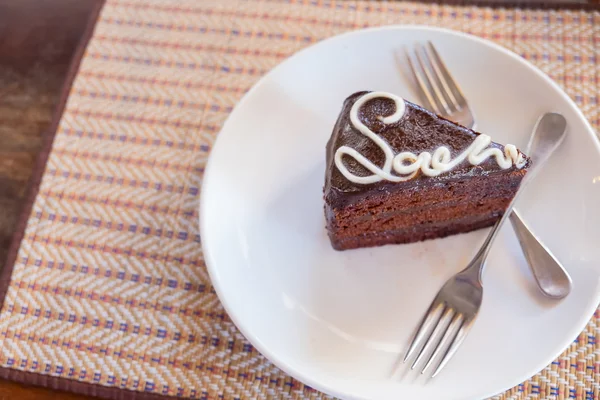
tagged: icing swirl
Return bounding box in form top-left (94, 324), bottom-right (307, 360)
top-left (334, 91), bottom-right (526, 184)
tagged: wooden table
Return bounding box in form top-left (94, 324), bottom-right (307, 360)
top-left (0, 0), bottom-right (598, 399)
top-left (0, 0), bottom-right (100, 398)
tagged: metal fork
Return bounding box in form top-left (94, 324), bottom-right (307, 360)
top-left (403, 112), bottom-right (567, 378)
top-left (404, 42), bottom-right (571, 300)
top-left (405, 42), bottom-right (474, 128)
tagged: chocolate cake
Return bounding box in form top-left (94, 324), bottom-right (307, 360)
top-left (324, 91), bottom-right (531, 251)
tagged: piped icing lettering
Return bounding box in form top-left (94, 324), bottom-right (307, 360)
top-left (334, 91), bottom-right (526, 184)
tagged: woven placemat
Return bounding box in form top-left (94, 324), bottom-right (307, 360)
top-left (1, 0), bottom-right (598, 399)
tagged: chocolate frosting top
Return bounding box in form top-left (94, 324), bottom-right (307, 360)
top-left (324, 91), bottom-right (531, 207)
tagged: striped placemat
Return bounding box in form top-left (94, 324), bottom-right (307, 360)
top-left (1, 0), bottom-right (598, 399)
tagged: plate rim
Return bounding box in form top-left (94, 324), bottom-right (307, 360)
top-left (200, 24), bottom-right (600, 400)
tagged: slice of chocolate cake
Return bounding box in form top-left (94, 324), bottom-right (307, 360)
top-left (324, 91), bottom-right (531, 251)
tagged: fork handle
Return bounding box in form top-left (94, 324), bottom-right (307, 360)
top-left (462, 113), bottom-right (567, 283)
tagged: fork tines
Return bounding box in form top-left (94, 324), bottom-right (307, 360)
top-left (405, 42), bottom-right (468, 117)
top-left (402, 300), bottom-right (470, 378)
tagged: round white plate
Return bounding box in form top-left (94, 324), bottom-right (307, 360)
top-left (201, 26), bottom-right (600, 400)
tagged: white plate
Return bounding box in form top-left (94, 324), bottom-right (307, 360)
top-left (201, 26), bottom-right (600, 400)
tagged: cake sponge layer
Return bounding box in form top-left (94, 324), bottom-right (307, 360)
top-left (325, 170), bottom-right (525, 250)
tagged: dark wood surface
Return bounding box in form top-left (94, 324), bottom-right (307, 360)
top-left (0, 380), bottom-right (88, 400)
top-left (0, 0), bottom-right (97, 269)
top-left (0, 0), bottom-right (99, 398)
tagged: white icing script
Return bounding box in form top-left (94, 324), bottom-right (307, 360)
top-left (334, 91), bottom-right (527, 184)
